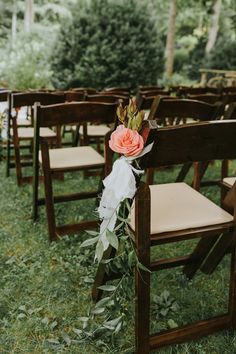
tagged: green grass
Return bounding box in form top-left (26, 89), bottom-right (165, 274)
top-left (1, 159), bottom-right (236, 353)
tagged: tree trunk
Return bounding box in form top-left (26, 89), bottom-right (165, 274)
top-left (24, 0), bottom-right (34, 33)
top-left (205, 0), bottom-right (222, 55)
top-left (12, 10), bottom-right (17, 41)
top-left (164, 0), bottom-right (177, 77)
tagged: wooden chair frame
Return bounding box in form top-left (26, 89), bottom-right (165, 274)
top-left (134, 121), bottom-right (236, 352)
top-left (32, 101), bottom-right (117, 241)
top-left (7, 92), bottom-right (65, 185)
top-left (93, 120), bottom-right (236, 353)
top-left (146, 96), bottom-right (223, 187)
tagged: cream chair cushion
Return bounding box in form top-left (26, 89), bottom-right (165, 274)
top-left (39, 146), bottom-right (104, 170)
top-left (129, 182), bottom-right (233, 234)
top-left (12, 127), bottom-right (56, 139)
top-left (223, 177), bottom-right (236, 187)
top-left (79, 125), bottom-right (111, 137)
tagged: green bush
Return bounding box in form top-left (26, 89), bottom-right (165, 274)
top-left (0, 33), bottom-right (53, 90)
top-left (206, 35), bottom-right (236, 71)
top-left (52, 0), bottom-right (163, 90)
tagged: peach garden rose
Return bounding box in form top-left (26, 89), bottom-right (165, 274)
top-left (109, 124), bottom-right (144, 157)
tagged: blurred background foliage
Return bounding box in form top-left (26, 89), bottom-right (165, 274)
top-left (0, 0), bottom-right (235, 90)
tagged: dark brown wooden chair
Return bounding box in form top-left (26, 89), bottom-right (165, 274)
top-left (72, 94), bottom-right (127, 150)
top-left (32, 101), bottom-right (117, 241)
top-left (131, 120), bottom-right (236, 353)
top-left (219, 103), bottom-right (236, 199)
top-left (92, 120), bottom-right (236, 353)
top-left (138, 85), bottom-right (164, 91)
top-left (136, 92), bottom-right (172, 111)
top-left (8, 92), bottom-right (65, 186)
top-left (146, 96), bottom-right (222, 186)
top-left (187, 93), bottom-right (222, 104)
top-left (101, 87), bottom-right (130, 96)
top-left (222, 93), bottom-right (236, 106)
top-left (70, 87), bottom-right (97, 94)
top-left (196, 102), bottom-right (236, 193)
top-left (178, 87), bottom-right (219, 97)
top-left (222, 86), bottom-right (236, 94)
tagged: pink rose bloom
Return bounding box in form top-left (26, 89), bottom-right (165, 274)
top-left (109, 125), bottom-right (144, 157)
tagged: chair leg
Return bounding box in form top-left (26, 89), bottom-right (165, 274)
top-left (6, 137), bottom-right (11, 177)
top-left (229, 232), bottom-right (236, 327)
top-left (135, 262), bottom-right (150, 354)
top-left (11, 118), bottom-right (23, 186)
top-left (221, 160), bottom-right (229, 204)
top-left (183, 235), bottom-right (220, 279)
top-left (41, 143), bottom-right (57, 241)
top-left (200, 232), bottom-right (233, 275)
top-left (135, 182), bottom-right (151, 354)
top-left (175, 162), bottom-right (192, 182)
top-left (146, 168), bottom-right (154, 185)
top-left (43, 169), bottom-right (57, 241)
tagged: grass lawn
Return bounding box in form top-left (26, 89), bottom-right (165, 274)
top-left (1, 158), bottom-right (236, 354)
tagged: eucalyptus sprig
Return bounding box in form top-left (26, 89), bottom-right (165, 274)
top-left (116, 97), bottom-right (144, 132)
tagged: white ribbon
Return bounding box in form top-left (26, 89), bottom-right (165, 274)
top-left (97, 143), bottom-right (153, 251)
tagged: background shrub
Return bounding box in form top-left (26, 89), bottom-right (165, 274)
top-left (0, 33), bottom-right (53, 90)
top-left (52, 0), bottom-right (163, 90)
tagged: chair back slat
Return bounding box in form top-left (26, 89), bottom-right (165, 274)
top-left (187, 94), bottom-right (221, 104)
top-left (142, 120), bottom-right (236, 169)
top-left (37, 102), bottom-right (117, 127)
top-left (86, 94), bottom-right (129, 105)
top-left (66, 91), bottom-right (85, 102)
top-left (0, 90), bottom-right (10, 102)
top-left (11, 92), bottom-right (65, 108)
top-left (149, 97), bottom-right (220, 121)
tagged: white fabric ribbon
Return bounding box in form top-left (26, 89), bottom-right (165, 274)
top-left (97, 143), bottom-right (153, 251)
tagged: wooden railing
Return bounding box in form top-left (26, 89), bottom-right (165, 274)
top-left (199, 68), bottom-right (236, 87)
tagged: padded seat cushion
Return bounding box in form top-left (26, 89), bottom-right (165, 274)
top-left (223, 177), bottom-right (236, 187)
top-left (12, 127), bottom-right (56, 139)
top-left (79, 125), bottom-right (111, 137)
top-left (39, 146), bottom-right (105, 170)
top-left (129, 182), bottom-right (233, 234)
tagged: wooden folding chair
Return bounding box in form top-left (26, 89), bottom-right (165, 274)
top-left (178, 87), bottom-right (219, 97)
top-left (146, 96), bottom-right (222, 186)
top-left (8, 92), bottom-right (65, 186)
top-left (131, 120), bottom-right (236, 352)
top-left (187, 93), bottom-right (222, 104)
top-left (219, 103), bottom-right (236, 200)
top-left (136, 91), bottom-right (171, 111)
top-left (32, 101), bottom-right (117, 241)
top-left (101, 87), bottom-right (130, 96)
top-left (72, 94), bottom-right (128, 150)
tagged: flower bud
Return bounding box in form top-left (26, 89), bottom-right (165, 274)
top-left (116, 104), bottom-right (127, 124)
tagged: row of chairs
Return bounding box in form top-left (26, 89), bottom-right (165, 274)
top-left (1, 86), bottom-right (236, 353)
top-left (1, 89), bottom-right (236, 237)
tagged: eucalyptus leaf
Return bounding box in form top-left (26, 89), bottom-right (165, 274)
top-left (80, 236), bottom-right (99, 248)
top-left (95, 240), bottom-right (104, 263)
top-left (72, 328), bottom-right (82, 336)
top-left (137, 262), bottom-right (151, 273)
top-left (78, 316), bottom-right (89, 322)
top-left (95, 297), bottom-right (114, 308)
top-left (106, 230), bottom-right (119, 250)
top-left (85, 230), bottom-right (99, 236)
top-left (103, 316), bottom-right (122, 330)
top-left (98, 285), bottom-right (117, 292)
top-left (91, 307), bottom-right (105, 315)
